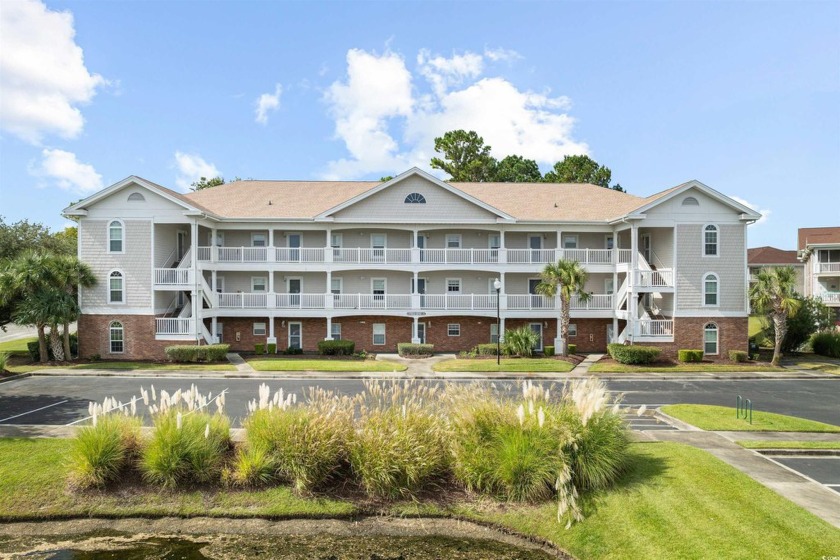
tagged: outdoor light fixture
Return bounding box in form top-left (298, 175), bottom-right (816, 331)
top-left (494, 278), bottom-right (502, 366)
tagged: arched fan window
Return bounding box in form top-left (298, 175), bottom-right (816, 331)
top-left (404, 193), bottom-right (427, 204)
top-left (682, 196), bottom-right (699, 206)
top-left (127, 192), bottom-right (146, 202)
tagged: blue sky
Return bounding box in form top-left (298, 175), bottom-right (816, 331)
top-left (1, 0), bottom-right (838, 250)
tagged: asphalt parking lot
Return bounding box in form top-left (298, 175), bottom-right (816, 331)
top-left (770, 456), bottom-right (840, 495)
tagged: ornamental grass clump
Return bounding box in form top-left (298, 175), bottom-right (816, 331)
top-left (68, 396), bottom-right (142, 488)
top-left (240, 383), bottom-right (353, 492)
top-left (141, 384), bottom-right (230, 488)
top-left (349, 380), bottom-right (449, 498)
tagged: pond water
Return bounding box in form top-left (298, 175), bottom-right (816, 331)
top-left (0, 532), bottom-right (559, 560)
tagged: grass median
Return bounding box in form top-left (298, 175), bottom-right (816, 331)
top-left (248, 358), bottom-right (407, 372)
top-left (661, 404), bottom-right (840, 432)
top-left (433, 358), bottom-right (576, 373)
top-left (588, 361), bottom-right (783, 373)
top-left (1, 438), bottom-right (837, 559)
top-left (736, 440), bottom-right (840, 450)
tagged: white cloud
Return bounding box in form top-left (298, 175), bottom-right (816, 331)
top-left (31, 148), bottom-right (103, 192)
top-left (0, 0), bottom-right (106, 144)
top-left (484, 47), bottom-right (522, 63)
top-left (732, 196), bottom-right (771, 226)
top-left (174, 152), bottom-right (221, 191)
top-left (254, 84), bottom-right (282, 125)
top-left (322, 47), bottom-right (587, 179)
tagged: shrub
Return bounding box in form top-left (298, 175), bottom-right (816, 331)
top-left (607, 344), bottom-right (661, 365)
top-left (224, 443), bottom-right (276, 487)
top-left (244, 388), bottom-right (353, 492)
top-left (473, 343), bottom-right (500, 356)
top-left (397, 343), bottom-right (434, 356)
top-left (811, 330), bottom-right (840, 358)
top-left (678, 349), bottom-right (704, 363)
top-left (317, 339), bottom-right (355, 356)
top-left (266, 343), bottom-right (277, 354)
top-left (68, 414), bottom-right (141, 488)
top-left (766, 296), bottom-right (834, 352)
top-left (567, 410), bottom-right (629, 492)
top-left (543, 345), bottom-right (555, 357)
top-left (283, 347), bottom-right (303, 355)
top-left (27, 333), bottom-right (78, 361)
top-left (165, 344), bottom-right (231, 363)
top-left (254, 343), bottom-right (265, 354)
top-left (729, 350), bottom-right (748, 363)
top-left (568, 344), bottom-right (577, 355)
top-left (504, 326), bottom-right (539, 357)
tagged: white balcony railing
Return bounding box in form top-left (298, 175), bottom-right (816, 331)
top-left (818, 263), bottom-right (840, 273)
top-left (155, 318), bottom-right (194, 335)
top-left (818, 292), bottom-right (840, 305)
top-left (635, 319), bottom-right (674, 337)
top-left (276, 293), bottom-right (330, 309)
top-left (333, 248), bottom-right (412, 264)
top-left (276, 247), bottom-right (327, 263)
top-left (570, 293), bottom-right (614, 310)
top-left (636, 269), bottom-right (674, 288)
top-left (154, 268), bottom-right (192, 285)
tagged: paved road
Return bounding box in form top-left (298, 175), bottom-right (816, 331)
top-left (1, 375), bottom-right (838, 427)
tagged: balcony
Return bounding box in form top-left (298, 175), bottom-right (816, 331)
top-left (818, 263), bottom-right (840, 274)
top-left (155, 318), bottom-right (195, 339)
top-left (153, 268), bottom-right (193, 287)
top-left (818, 292), bottom-right (840, 305)
top-left (636, 269), bottom-right (674, 289)
top-left (634, 319), bottom-right (674, 339)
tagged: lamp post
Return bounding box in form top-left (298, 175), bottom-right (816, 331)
top-left (494, 278), bottom-right (502, 365)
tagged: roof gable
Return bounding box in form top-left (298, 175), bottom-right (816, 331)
top-left (748, 246), bottom-right (800, 265)
top-left (63, 176), bottom-right (204, 217)
top-left (627, 180), bottom-right (761, 220)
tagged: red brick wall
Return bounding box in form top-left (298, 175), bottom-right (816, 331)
top-left (78, 314), bottom-right (173, 360)
top-left (635, 316), bottom-right (748, 360)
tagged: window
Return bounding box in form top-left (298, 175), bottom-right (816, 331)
top-left (704, 323), bottom-right (718, 355)
top-left (331, 278), bottom-right (342, 294)
top-left (372, 278), bottom-right (386, 301)
top-left (490, 323), bottom-right (499, 343)
top-left (109, 321), bottom-right (124, 353)
top-left (682, 196), bottom-right (700, 206)
top-left (563, 235), bottom-right (578, 249)
top-left (568, 324), bottom-right (578, 337)
top-left (488, 234), bottom-right (501, 250)
top-left (330, 233), bottom-right (343, 248)
top-left (108, 220), bottom-right (123, 253)
top-left (446, 234), bottom-right (462, 248)
top-left (447, 278), bottom-right (462, 293)
top-left (127, 192), bottom-right (145, 202)
top-left (251, 277), bottom-right (267, 292)
top-left (331, 322), bottom-right (342, 340)
top-left (108, 271), bottom-right (124, 304)
top-left (704, 225), bottom-right (718, 256)
top-left (448, 323), bottom-right (461, 336)
top-left (253, 322), bottom-right (266, 336)
top-left (251, 233), bottom-right (267, 247)
top-left (404, 192), bottom-right (426, 203)
top-left (703, 273), bottom-right (719, 306)
top-left (373, 323), bottom-right (386, 345)
top-left (605, 235), bottom-right (614, 250)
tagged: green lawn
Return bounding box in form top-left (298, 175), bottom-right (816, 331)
top-left (0, 336), bottom-right (37, 356)
top-left (588, 361), bottom-right (782, 373)
top-left (68, 361), bottom-right (237, 371)
top-left (433, 358), bottom-right (576, 373)
top-left (748, 315), bottom-right (766, 338)
top-left (736, 440), bottom-right (840, 450)
top-left (784, 354), bottom-right (840, 375)
top-left (662, 404), bottom-right (840, 432)
top-left (1, 439), bottom-right (837, 559)
top-left (248, 358), bottom-right (407, 372)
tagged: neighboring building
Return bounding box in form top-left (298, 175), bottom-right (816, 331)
top-left (798, 227), bottom-right (840, 324)
top-left (747, 246), bottom-right (805, 294)
top-left (63, 168), bottom-right (760, 360)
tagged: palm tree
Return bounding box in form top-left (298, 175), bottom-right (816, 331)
top-left (750, 266), bottom-right (801, 367)
top-left (536, 259), bottom-right (590, 356)
top-left (0, 251), bottom-right (53, 362)
top-left (50, 254), bottom-right (95, 360)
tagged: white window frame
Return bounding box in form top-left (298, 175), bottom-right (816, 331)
top-left (253, 322), bottom-right (267, 336)
top-left (371, 277), bottom-right (386, 296)
top-left (490, 323), bottom-right (499, 343)
top-left (251, 276), bottom-right (268, 292)
top-left (107, 220), bottom-right (125, 254)
top-left (605, 234), bottom-right (614, 250)
top-left (568, 323), bottom-right (578, 337)
top-left (331, 322), bottom-right (342, 340)
top-left (704, 323), bottom-right (719, 355)
top-left (330, 233), bottom-right (343, 249)
top-left (446, 278), bottom-right (462, 293)
top-left (446, 234), bottom-right (462, 248)
top-left (703, 224), bottom-right (719, 257)
top-left (208, 231), bottom-right (225, 247)
top-left (562, 235), bottom-right (578, 249)
top-left (488, 233), bottom-right (501, 249)
top-left (605, 278), bottom-right (615, 294)
top-left (448, 323), bottom-right (461, 337)
top-left (331, 277), bottom-right (343, 294)
top-left (109, 321), bottom-right (124, 354)
top-left (108, 270), bottom-right (125, 304)
top-left (372, 323), bottom-right (386, 345)
top-left (251, 232), bottom-right (267, 247)
top-left (127, 192), bottom-right (145, 202)
top-left (370, 233), bottom-right (387, 249)
top-left (288, 321), bottom-right (302, 349)
top-left (703, 272), bottom-right (719, 307)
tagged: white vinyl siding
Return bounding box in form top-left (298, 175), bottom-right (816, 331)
top-left (676, 223), bottom-right (745, 312)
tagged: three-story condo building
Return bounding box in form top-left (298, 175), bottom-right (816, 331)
top-left (798, 227), bottom-right (840, 324)
top-left (64, 168), bottom-right (760, 360)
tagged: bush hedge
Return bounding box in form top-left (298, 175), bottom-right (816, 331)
top-left (397, 343), bottom-right (434, 356)
top-left (267, 343), bottom-right (277, 355)
top-left (729, 350), bottom-right (748, 363)
top-left (811, 330), bottom-right (840, 358)
top-left (607, 344), bottom-right (661, 365)
top-left (254, 343), bottom-right (265, 354)
top-left (678, 349), bottom-right (703, 363)
top-left (27, 333), bottom-right (78, 361)
top-left (543, 345), bottom-right (555, 357)
top-left (283, 347), bottom-right (304, 355)
top-left (165, 344), bottom-right (230, 363)
top-left (317, 339), bottom-right (356, 356)
top-left (473, 343), bottom-right (501, 356)
top-left (568, 344), bottom-right (577, 355)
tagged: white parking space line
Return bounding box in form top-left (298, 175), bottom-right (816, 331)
top-left (0, 400), bottom-right (69, 423)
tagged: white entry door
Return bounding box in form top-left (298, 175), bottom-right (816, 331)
top-left (288, 233), bottom-right (301, 261)
top-left (530, 323), bottom-right (543, 352)
top-left (288, 322), bottom-right (302, 349)
top-left (287, 278), bottom-right (302, 306)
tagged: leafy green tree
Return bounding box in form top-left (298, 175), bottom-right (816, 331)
top-left (765, 295), bottom-right (833, 353)
top-left (190, 176), bottom-right (226, 191)
top-left (379, 175), bottom-right (394, 182)
top-left (430, 130), bottom-right (496, 182)
top-left (544, 155), bottom-right (624, 192)
top-left (493, 155), bottom-right (542, 182)
top-left (536, 259), bottom-right (590, 356)
top-left (750, 266), bottom-right (802, 366)
top-left (0, 217), bottom-right (75, 261)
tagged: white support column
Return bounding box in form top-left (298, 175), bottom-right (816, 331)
top-left (211, 316), bottom-right (218, 344)
top-left (190, 220), bottom-right (200, 343)
top-left (269, 270), bottom-right (274, 294)
top-left (499, 317), bottom-right (506, 340)
top-left (629, 222), bottom-right (639, 340)
top-left (210, 228), bottom-right (217, 262)
top-left (557, 229), bottom-right (563, 259)
top-left (412, 316), bottom-right (420, 344)
top-left (326, 316), bottom-right (333, 340)
top-left (269, 228), bottom-right (274, 248)
top-left (268, 316), bottom-right (276, 348)
top-left (499, 230), bottom-right (506, 263)
top-left (555, 316), bottom-right (563, 354)
top-left (211, 270), bottom-right (217, 292)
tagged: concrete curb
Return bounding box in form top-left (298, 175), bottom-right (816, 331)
top-left (654, 407), bottom-right (702, 431)
top-left (753, 449), bottom-right (840, 457)
top-left (0, 372), bottom-right (33, 384)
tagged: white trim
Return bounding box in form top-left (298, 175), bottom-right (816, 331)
top-left (330, 232), bottom-right (343, 248)
top-left (562, 234), bottom-right (578, 249)
top-left (371, 277), bottom-right (387, 296)
top-left (331, 321), bottom-right (342, 339)
top-left (330, 276), bottom-right (343, 294)
top-left (253, 322), bottom-right (267, 336)
top-left (488, 233), bottom-right (501, 249)
top-left (251, 232), bottom-right (267, 247)
top-left (528, 234), bottom-right (543, 250)
top-left (286, 232), bottom-right (302, 248)
top-left (286, 276), bottom-right (302, 294)
top-left (672, 310), bottom-right (749, 317)
top-left (446, 233), bottom-right (462, 248)
top-left (82, 308), bottom-right (156, 315)
top-left (568, 323), bottom-right (578, 337)
top-left (371, 232), bottom-right (387, 249)
top-left (372, 322), bottom-right (386, 345)
top-left (107, 269), bottom-right (126, 304)
top-left (625, 180), bottom-right (762, 220)
top-left (604, 234), bottom-right (614, 250)
top-left (109, 320), bottom-right (125, 354)
top-left (107, 219), bottom-right (125, 254)
top-left (703, 322), bottom-right (719, 356)
top-left (702, 272), bottom-right (720, 307)
top-left (446, 277), bottom-right (462, 293)
top-left (702, 223), bottom-right (720, 258)
top-left (63, 176), bottom-right (206, 217)
top-left (447, 323), bottom-right (461, 336)
top-left (251, 276), bottom-right (268, 292)
top-left (530, 322), bottom-right (543, 351)
top-left (288, 321), bottom-right (302, 349)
